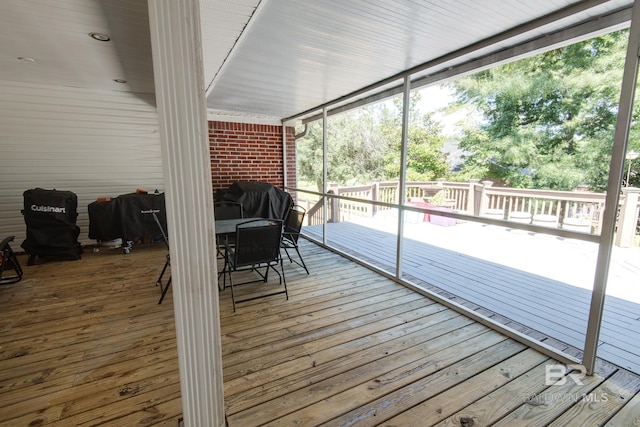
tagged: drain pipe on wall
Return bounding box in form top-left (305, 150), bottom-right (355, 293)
top-left (295, 123), bottom-right (309, 139)
top-left (282, 122), bottom-right (309, 189)
top-left (282, 123), bottom-right (287, 188)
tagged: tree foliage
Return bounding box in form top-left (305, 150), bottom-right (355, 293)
top-left (298, 31), bottom-right (640, 193)
top-left (449, 29), bottom-right (640, 191)
top-left (296, 93), bottom-right (450, 191)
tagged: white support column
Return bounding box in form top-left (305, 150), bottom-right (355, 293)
top-left (396, 76), bottom-right (411, 280)
top-left (322, 107), bottom-right (328, 244)
top-left (148, 1), bottom-right (225, 426)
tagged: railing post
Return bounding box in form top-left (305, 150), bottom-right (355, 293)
top-left (328, 184), bottom-right (340, 223)
top-left (479, 180), bottom-right (493, 216)
top-left (371, 180), bottom-right (379, 218)
top-left (436, 178), bottom-right (449, 205)
top-left (303, 199), bottom-right (310, 225)
top-left (615, 187), bottom-right (640, 247)
top-left (467, 179), bottom-right (480, 215)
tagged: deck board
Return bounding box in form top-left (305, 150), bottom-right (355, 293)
top-left (0, 241), bottom-right (639, 425)
top-left (548, 370), bottom-right (640, 426)
top-left (305, 221), bottom-right (640, 374)
top-left (432, 362), bottom-right (554, 426)
top-left (383, 348), bottom-right (550, 426)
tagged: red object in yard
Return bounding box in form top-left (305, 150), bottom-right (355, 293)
top-left (407, 201), bottom-right (431, 222)
top-left (429, 206), bottom-right (456, 227)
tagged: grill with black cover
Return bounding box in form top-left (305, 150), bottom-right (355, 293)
top-left (215, 182), bottom-right (292, 221)
top-left (21, 188), bottom-right (82, 265)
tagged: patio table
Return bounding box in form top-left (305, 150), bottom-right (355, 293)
top-left (214, 217), bottom-right (269, 235)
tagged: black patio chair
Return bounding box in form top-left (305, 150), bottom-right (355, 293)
top-left (214, 200), bottom-right (244, 221)
top-left (151, 211), bottom-right (171, 304)
top-left (0, 236), bottom-right (23, 285)
top-left (214, 200), bottom-right (244, 279)
top-left (281, 205), bottom-right (309, 274)
top-left (223, 219), bottom-right (287, 311)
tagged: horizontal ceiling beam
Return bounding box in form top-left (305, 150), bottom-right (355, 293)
top-left (285, 2), bottom-right (631, 125)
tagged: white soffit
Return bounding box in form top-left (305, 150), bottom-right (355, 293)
top-left (0, 0), bottom-right (633, 122)
top-left (199, 0), bottom-right (262, 93)
top-left (0, 0), bottom-right (154, 94)
top-left (205, 0), bottom-right (633, 120)
top-left (206, 108), bottom-right (282, 125)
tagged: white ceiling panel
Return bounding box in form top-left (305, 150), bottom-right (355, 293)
top-left (200, 0), bottom-right (261, 92)
top-left (205, 0), bottom-right (633, 120)
top-left (0, 0), bottom-right (154, 94)
top-left (0, 0), bottom-right (634, 122)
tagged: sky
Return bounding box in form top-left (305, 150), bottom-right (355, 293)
top-left (415, 84), bottom-right (471, 137)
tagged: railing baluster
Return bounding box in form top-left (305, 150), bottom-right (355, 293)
top-left (298, 180), bottom-right (632, 242)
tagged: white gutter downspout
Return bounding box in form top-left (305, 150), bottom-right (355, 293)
top-left (295, 123), bottom-right (310, 140)
top-left (282, 123), bottom-right (310, 190)
top-left (282, 123), bottom-right (287, 188)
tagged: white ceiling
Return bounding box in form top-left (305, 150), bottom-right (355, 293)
top-left (0, 0), bottom-right (634, 123)
top-left (0, 0), bottom-right (155, 94)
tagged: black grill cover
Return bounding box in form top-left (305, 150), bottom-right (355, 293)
top-left (217, 182), bottom-right (292, 220)
top-left (87, 199), bottom-right (120, 241)
top-left (114, 193), bottom-right (166, 241)
top-left (21, 188), bottom-right (82, 259)
top-left (88, 192), bottom-right (166, 242)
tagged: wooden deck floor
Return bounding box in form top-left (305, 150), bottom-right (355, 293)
top-left (304, 221), bottom-right (640, 375)
top-left (1, 241), bottom-right (640, 425)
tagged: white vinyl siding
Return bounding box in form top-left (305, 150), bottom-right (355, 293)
top-left (0, 80), bottom-right (163, 247)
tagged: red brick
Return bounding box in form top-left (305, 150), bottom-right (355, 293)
top-left (209, 120), bottom-right (299, 194)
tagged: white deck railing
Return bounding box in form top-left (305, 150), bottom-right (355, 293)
top-left (302, 180), bottom-right (640, 247)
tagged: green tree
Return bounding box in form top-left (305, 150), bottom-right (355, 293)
top-left (296, 93), bottom-right (450, 190)
top-left (296, 105), bottom-right (395, 191)
top-left (449, 29), bottom-right (640, 191)
top-left (296, 122), bottom-right (324, 191)
top-left (382, 110), bottom-right (450, 180)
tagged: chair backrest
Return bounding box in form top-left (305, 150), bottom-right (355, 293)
top-left (232, 219), bottom-right (282, 268)
top-left (0, 236), bottom-right (23, 284)
top-left (151, 211), bottom-right (170, 250)
top-left (214, 201), bottom-right (243, 220)
top-left (284, 205), bottom-right (306, 243)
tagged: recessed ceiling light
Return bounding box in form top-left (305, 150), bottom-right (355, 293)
top-left (17, 57), bottom-right (36, 63)
top-left (89, 32), bottom-right (110, 42)
top-left (113, 79), bottom-right (127, 84)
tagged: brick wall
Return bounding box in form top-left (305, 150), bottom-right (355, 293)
top-left (209, 121), bottom-right (296, 194)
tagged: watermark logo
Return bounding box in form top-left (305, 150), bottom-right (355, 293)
top-left (545, 364), bottom-right (586, 386)
top-left (523, 364), bottom-right (608, 405)
top-left (525, 391), bottom-right (609, 405)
